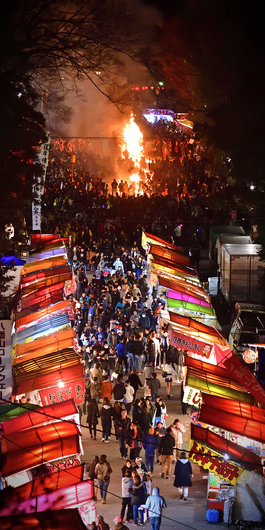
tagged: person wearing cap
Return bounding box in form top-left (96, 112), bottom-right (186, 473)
top-left (140, 487), bottom-right (167, 530)
top-left (143, 427), bottom-right (157, 473)
top-left (98, 515), bottom-right (109, 530)
top-left (113, 517), bottom-right (129, 530)
top-left (133, 456), bottom-right (147, 482)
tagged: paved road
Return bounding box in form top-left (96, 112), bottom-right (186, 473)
top-left (80, 371), bottom-right (230, 530)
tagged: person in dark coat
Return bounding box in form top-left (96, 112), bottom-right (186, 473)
top-left (128, 370), bottom-right (143, 399)
top-left (113, 375), bottom-right (125, 403)
top-left (173, 451), bottom-right (193, 500)
top-left (115, 409), bottom-right (131, 459)
top-left (100, 397), bottom-right (112, 442)
top-left (86, 397), bottom-right (100, 440)
top-left (160, 427), bottom-right (175, 479)
top-left (131, 475), bottom-right (146, 525)
top-left (132, 399), bottom-right (141, 423)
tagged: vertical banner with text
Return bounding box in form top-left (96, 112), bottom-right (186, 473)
top-left (0, 320), bottom-right (12, 403)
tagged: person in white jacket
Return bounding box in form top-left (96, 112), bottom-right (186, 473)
top-left (170, 418), bottom-right (186, 461)
top-left (124, 380), bottom-right (135, 414)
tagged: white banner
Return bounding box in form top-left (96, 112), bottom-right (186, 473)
top-left (0, 319), bottom-right (12, 402)
top-left (32, 135), bottom-right (50, 231)
top-left (183, 385), bottom-right (203, 408)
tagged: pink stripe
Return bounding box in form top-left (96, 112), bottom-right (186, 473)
top-left (167, 289), bottom-right (211, 307)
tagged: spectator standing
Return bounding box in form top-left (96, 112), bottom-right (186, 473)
top-left (170, 418), bottom-right (186, 461)
top-left (113, 375), bottom-right (125, 404)
top-left (87, 397), bottom-right (100, 440)
top-left (124, 380), bottom-right (135, 414)
top-left (143, 362), bottom-right (153, 387)
top-left (149, 373), bottom-right (160, 403)
top-left (133, 456), bottom-right (147, 482)
top-left (116, 408), bottom-right (131, 459)
top-left (121, 468), bottom-right (133, 522)
top-left (86, 455), bottom-right (99, 500)
top-left (95, 454), bottom-right (113, 504)
top-left (173, 451), bottom-right (193, 500)
top-left (121, 458), bottom-right (133, 477)
top-left (143, 427), bottom-right (157, 473)
top-left (128, 421), bottom-right (144, 461)
top-left (100, 398), bottom-right (112, 442)
top-left (100, 375), bottom-right (113, 402)
top-left (131, 475), bottom-right (146, 526)
top-left (140, 487), bottom-right (167, 530)
top-left (160, 427), bottom-right (175, 479)
top-left (132, 398), bottom-right (141, 424)
top-left (128, 370), bottom-right (143, 399)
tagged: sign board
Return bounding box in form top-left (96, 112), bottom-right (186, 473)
top-left (168, 326), bottom-right (213, 358)
top-left (32, 136), bottom-right (50, 231)
top-left (183, 385), bottom-right (203, 408)
top-left (39, 378), bottom-right (85, 406)
top-left (0, 320), bottom-right (12, 402)
top-left (79, 500), bottom-right (97, 527)
top-left (189, 440), bottom-right (244, 485)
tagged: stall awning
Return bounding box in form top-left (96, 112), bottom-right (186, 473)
top-left (13, 361), bottom-right (83, 395)
top-left (223, 354), bottom-right (265, 408)
top-left (13, 348), bottom-right (80, 375)
top-left (167, 296), bottom-right (216, 317)
top-left (0, 403), bottom-right (38, 423)
top-left (1, 421), bottom-right (80, 454)
top-left (19, 282), bottom-right (64, 311)
top-left (20, 257), bottom-right (68, 276)
top-left (16, 300), bottom-right (72, 330)
top-left (185, 356), bottom-right (250, 393)
top-left (149, 243), bottom-right (191, 267)
top-left (142, 231), bottom-right (184, 253)
top-left (152, 258), bottom-right (200, 285)
top-left (0, 434), bottom-right (80, 477)
top-left (199, 394), bottom-right (265, 443)
top-left (0, 508), bottom-right (88, 530)
top-left (190, 424), bottom-right (262, 473)
top-left (21, 272), bottom-right (71, 297)
top-left (14, 328), bottom-right (76, 360)
top-left (0, 480), bottom-right (94, 517)
top-left (202, 393), bottom-right (265, 423)
top-left (186, 374), bottom-right (255, 405)
top-left (159, 275), bottom-right (210, 302)
top-left (28, 248), bottom-right (67, 262)
top-left (13, 314), bottom-right (71, 345)
top-left (167, 289), bottom-right (212, 308)
top-left (2, 465), bottom-right (85, 504)
top-left (32, 238), bottom-right (67, 251)
top-left (3, 399), bottom-right (78, 435)
top-left (16, 291), bottom-right (63, 318)
top-left (21, 264), bottom-right (71, 287)
top-left (151, 254), bottom-right (196, 277)
top-left (168, 312), bottom-right (224, 340)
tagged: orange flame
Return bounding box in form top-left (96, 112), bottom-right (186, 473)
top-left (121, 114), bottom-right (143, 169)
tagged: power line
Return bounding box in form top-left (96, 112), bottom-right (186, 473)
top-left (0, 398), bottom-right (262, 469)
top-left (0, 429), bottom-right (201, 530)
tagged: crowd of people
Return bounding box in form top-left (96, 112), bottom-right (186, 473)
top-left (36, 123), bottom-right (217, 529)
top-left (65, 232), bottom-right (194, 530)
top-left (39, 123), bottom-right (236, 270)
